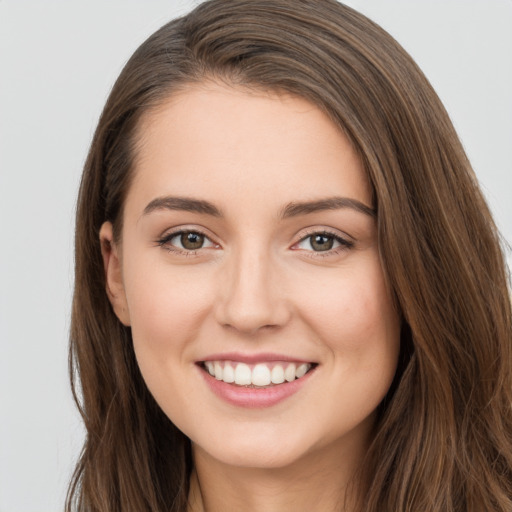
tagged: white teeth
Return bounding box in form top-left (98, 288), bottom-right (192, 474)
top-left (295, 363), bottom-right (309, 378)
top-left (252, 364), bottom-right (271, 386)
top-left (205, 361), bottom-right (215, 376)
top-left (214, 361), bottom-right (223, 380)
top-left (204, 361), bottom-right (313, 386)
top-left (234, 363), bottom-right (252, 385)
top-left (284, 363), bottom-right (296, 382)
top-left (271, 365), bottom-right (285, 384)
top-left (223, 362), bottom-right (235, 383)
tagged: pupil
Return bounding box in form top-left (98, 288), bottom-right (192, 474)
top-left (181, 232), bottom-right (204, 250)
top-left (311, 234), bottom-right (333, 251)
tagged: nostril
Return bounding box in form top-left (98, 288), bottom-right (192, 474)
top-left (221, 321), bottom-right (281, 336)
top-left (213, 261), bottom-right (292, 333)
top-left (216, 299), bottom-right (291, 335)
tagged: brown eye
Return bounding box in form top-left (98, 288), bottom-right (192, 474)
top-left (159, 230), bottom-right (216, 252)
top-left (180, 231), bottom-right (205, 250)
top-left (294, 231), bottom-right (353, 254)
top-left (310, 234), bottom-right (334, 251)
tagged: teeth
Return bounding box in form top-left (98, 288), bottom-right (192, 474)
top-left (214, 361), bottom-right (223, 380)
top-left (271, 365), bottom-right (285, 384)
top-left (205, 361), bottom-right (215, 376)
top-left (295, 363), bottom-right (309, 378)
top-left (223, 362), bottom-right (235, 383)
top-left (234, 363), bottom-right (252, 385)
top-left (252, 364), bottom-right (271, 386)
top-left (204, 361), bottom-right (313, 387)
top-left (284, 364), bottom-right (296, 382)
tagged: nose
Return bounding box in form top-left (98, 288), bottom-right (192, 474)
top-left (214, 247), bottom-right (291, 335)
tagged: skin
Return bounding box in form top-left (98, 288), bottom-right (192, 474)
top-left (101, 83), bottom-right (401, 512)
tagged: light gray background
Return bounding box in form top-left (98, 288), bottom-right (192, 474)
top-left (1, 1), bottom-right (511, 511)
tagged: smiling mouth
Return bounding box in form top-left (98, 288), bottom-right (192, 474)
top-left (200, 360), bottom-right (317, 388)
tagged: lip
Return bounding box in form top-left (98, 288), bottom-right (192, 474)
top-left (200, 352), bottom-right (314, 364)
top-left (196, 354), bottom-right (317, 408)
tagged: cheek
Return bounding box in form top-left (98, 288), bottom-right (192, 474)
top-left (294, 259), bottom-right (400, 359)
top-left (120, 255), bottom-right (217, 424)
top-left (122, 253), bottom-right (214, 367)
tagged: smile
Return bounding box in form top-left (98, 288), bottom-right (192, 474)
top-left (201, 360), bottom-right (315, 387)
top-left (198, 354), bottom-right (318, 408)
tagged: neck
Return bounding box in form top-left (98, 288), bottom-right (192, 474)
top-left (187, 432), bottom-right (370, 512)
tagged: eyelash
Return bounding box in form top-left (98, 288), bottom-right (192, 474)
top-left (156, 229), bottom-right (354, 257)
top-left (292, 229), bottom-right (354, 258)
top-left (156, 229), bottom-right (216, 256)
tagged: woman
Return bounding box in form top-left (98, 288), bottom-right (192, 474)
top-left (67, 0), bottom-right (512, 510)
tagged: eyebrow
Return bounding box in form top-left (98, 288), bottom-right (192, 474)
top-left (143, 196), bottom-right (222, 217)
top-left (281, 197), bottom-right (376, 218)
top-left (141, 195), bottom-right (376, 219)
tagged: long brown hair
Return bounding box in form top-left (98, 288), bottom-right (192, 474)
top-left (67, 1), bottom-right (512, 510)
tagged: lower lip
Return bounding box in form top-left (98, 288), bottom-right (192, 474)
top-left (198, 365), bottom-right (315, 408)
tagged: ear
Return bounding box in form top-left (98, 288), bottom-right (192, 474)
top-left (99, 222), bottom-right (131, 326)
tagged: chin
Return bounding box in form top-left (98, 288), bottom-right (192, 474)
top-left (191, 423), bottom-right (330, 470)
top-left (188, 407), bottom-right (378, 475)
top-left (198, 444), bottom-right (307, 470)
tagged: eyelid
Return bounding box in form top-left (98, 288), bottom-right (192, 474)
top-left (291, 227), bottom-right (354, 254)
top-left (156, 225), bottom-right (221, 253)
top-left (294, 226), bottom-right (354, 244)
top-left (155, 225), bottom-right (354, 256)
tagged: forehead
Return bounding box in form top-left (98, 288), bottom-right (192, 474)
top-left (127, 82), bottom-right (370, 214)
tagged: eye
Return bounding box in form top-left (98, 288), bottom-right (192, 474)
top-left (158, 230), bottom-right (217, 252)
top-left (294, 232), bottom-right (353, 252)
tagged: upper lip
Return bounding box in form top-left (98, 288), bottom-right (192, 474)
top-left (199, 352), bottom-right (316, 364)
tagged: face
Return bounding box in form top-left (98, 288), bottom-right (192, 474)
top-left (101, 83), bottom-right (400, 471)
